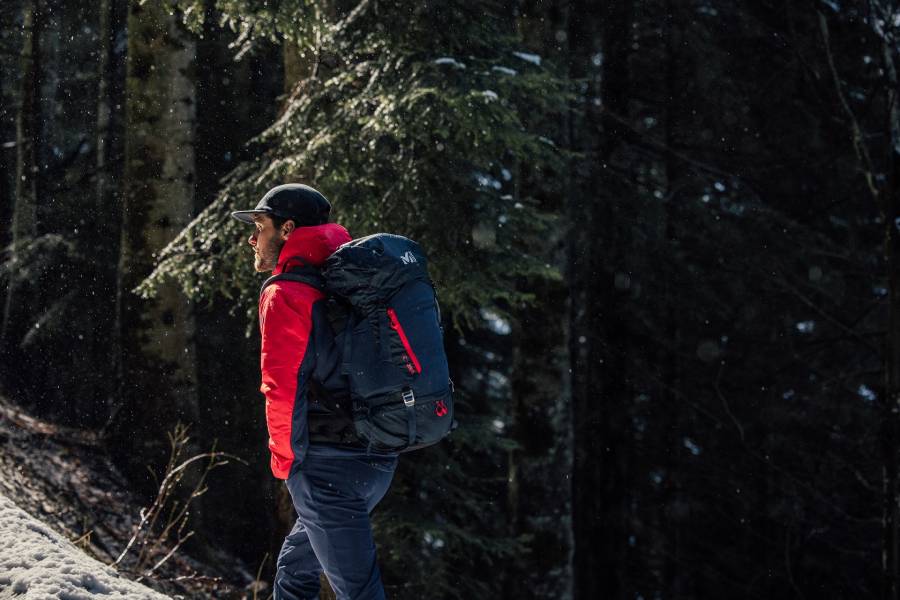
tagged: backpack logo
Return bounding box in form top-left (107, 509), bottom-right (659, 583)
top-left (400, 251), bottom-right (417, 264)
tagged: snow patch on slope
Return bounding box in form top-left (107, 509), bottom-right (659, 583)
top-left (0, 493), bottom-right (170, 599)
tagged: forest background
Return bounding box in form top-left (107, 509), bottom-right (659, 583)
top-left (2, 0), bottom-right (900, 598)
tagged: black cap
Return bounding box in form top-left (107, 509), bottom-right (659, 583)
top-left (231, 184), bottom-right (331, 226)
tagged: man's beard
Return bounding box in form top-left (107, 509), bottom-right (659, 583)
top-left (255, 237), bottom-right (284, 272)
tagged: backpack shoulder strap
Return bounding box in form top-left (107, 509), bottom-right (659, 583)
top-left (259, 267), bottom-right (326, 297)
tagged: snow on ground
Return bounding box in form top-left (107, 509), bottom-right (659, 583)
top-left (0, 493), bottom-right (170, 599)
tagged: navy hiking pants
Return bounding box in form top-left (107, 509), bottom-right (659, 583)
top-left (275, 452), bottom-right (398, 600)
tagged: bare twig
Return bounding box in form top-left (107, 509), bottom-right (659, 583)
top-left (818, 10), bottom-right (880, 200)
top-left (768, 267), bottom-right (881, 356)
top-left (714, 361), bottom-right (745, 443)
top-left (253, 552), bottom-right (270, 600)
top-left (141, 531), bottom-right (195, 580)
top-left (72, 529), bottom-right (93, 550)
top-left (111, 423), bottom-right (246, 577)
top-left (785, 525), bottom-right (807, 600)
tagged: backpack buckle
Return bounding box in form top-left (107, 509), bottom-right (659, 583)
top-left (402, 389), bottom-right (416, 407)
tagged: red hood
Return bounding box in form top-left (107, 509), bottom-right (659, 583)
top-left (273, 223), bottom-right (351, 274)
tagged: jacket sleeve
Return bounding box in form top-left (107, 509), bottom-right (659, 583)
top-left (259, 284), bottom-right (314, 478)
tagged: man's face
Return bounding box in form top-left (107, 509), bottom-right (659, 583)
top-left (248, 214), bottom-right (290, 272)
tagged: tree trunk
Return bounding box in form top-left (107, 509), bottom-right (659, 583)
top-left (505, 4), bottom-right (577, 597)
top-left (661, 3), bottom-right (686, 596)
top-left (1, 0), bottom-right (43, 361)
top-left (0, 136), bottom-right (10, 314)
top-left (881, 36), bottom-right (900, 600)
top-left (96, 0), bottom-right (127, 425)
top-left (884, 175), bottom-right (900, 600)
top-left (115, 0), bottom-right (199, 461)
top-left (567, 0), bottom-right (632, 598)
top-left (0, 10), bottom-right (11, 251)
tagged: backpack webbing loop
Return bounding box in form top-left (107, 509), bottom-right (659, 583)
top-left (402, 388), bottom-right (417, 451)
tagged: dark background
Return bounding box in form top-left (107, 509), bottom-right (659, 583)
top-left (1, 0), bottom-right (898, 598)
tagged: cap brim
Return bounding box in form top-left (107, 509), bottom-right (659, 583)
top-left (230, 209), bottom-right (268, 224)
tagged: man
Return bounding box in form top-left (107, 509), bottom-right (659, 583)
top-left (232, 183), bottom-right (398, 600)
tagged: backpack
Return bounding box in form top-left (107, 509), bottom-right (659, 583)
top-left (261, 233), bottom-right (456, 453)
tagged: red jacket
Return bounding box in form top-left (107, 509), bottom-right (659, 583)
top-left (258, 223), bottom-right (352, 479)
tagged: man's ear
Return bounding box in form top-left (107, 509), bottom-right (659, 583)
top-left (281, 220), bottom-right (296, 239)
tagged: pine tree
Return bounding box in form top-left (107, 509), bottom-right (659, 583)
top-left (139, 1), bottom-right (568, 597)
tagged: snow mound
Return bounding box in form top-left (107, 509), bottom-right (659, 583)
top-left (0, 493), bottom-right (170, 599)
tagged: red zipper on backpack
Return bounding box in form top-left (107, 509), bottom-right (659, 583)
top-left (386, 307), bottom-right (422, 374)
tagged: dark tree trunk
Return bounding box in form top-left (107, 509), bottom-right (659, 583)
top-left (95, 0), bottom-right (126, 426)
top-left (0, 137), bottom-right (10, 301)
top-left (882, 37), bottom-right (900, 600)
top-left (661, 3), bottom-right (687, 596)
top-left (0, 2), bottom-right (12, 251)
top-left (0, 144), bottom-right (8, 351)
top-left (509, 3), bottom-right (577, 597)
top-left (884, 172), bottom-right (900, 600)
top-left (567, 0), bottom-right (632, 598)
top-left (1, 0), bottom-right (43, 363)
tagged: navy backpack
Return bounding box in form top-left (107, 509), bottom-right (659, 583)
top-left (262, 233), bottom-right (456, 453)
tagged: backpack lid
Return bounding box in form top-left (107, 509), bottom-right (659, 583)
top-left (323, 233), bottom-right (430, 312)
